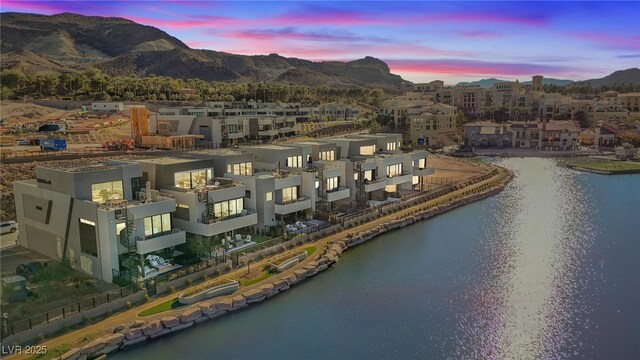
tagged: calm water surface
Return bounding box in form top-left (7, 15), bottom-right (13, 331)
top-left (115, 158), bottom-right (640, 360)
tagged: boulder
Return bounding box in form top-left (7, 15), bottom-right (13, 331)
top-left (258, 283), bottom-right (275, 297)
top-left (293, 269), bottom-right (308, 281)
top-left (199, 301), bottom-right (218, 316)
top-left (317, 263), bottom-right (329, 272)
top-left (214, 298), bottom-right (233, 311)
top-left (161, 316), bottom-right (180, 328)
top-left (231, 295), bottom-right (247, 308)
top-left (122, 336), bottom-right (147, 348)
top-left (141, 319), bottom-right (163, 336)
top-left (124, 327), bottom-right (143, 340)
top-left (60, 347), bottom-right (80, 360)
top-left (89, 344), bottom-right (119, 358)
top-left (129, 319), bottom-right (145, 328)
top-left (112, 324), bottom-right (126, 334)
top-left (148, 327), bottom-right (172, 339)
top-left (171, 321), bottom-right (194, 332)
top-left (282, 274), bottom-right (297, 286)
top-left (272, 279), bottom-right (288, 292)
top-left (243, 288), bottom-right (264, 303)
top-left (80, 338), bottom-right (107, 355)
top-left (103, 333), bottom-right (125, 347)
top-left (180, 307), bottom-right (202, 323)
top-left (206, 310), bottom-right (227, 319)
top-left (305, 268), bottom-right (318, 277)
top-left (194, 316), bottom-right (208, 325)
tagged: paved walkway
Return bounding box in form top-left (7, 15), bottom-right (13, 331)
top-left (8, 160), bottom-right (511, 360)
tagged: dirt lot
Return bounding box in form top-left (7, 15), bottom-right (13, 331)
top-left (0, 155), bottom-right (152, 221)
top-left (0, 245), bottom-right (120, 323)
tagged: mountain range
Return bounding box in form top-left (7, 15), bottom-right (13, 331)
top-left (1, 12), bottom-right (638, 89)
top-left (0, 12), bottom-right (406, 89)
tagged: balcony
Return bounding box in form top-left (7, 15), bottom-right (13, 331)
top-left (180, 211), bottom-right (258, 237)
top-left (259, 129), bottom-right (279, 137)
top-left (413, 167), bottom-right (434, 176)
top-left (275, 197), bottom-right (312, 214)
top-left (326, 188), bottom-right (350, 202)
top-left (136, 229), bottom-right (186, 255)
top-left (364, 178), bottom-right (386, 192)
top-left (386, 172), bottom-right (413, 186)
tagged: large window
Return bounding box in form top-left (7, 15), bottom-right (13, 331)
top-left (286, 155), bottom-right (303, 167)
top-left (143, 213), bottom-right (172, 237)
top-left (213, 198), bottom-right (244, 218)
top-left (174, 169), bottom-right (213, 189)
top-left (79, 219), bottom-right (98, 256)
top-left (417, 158), bottom-right (427, 169)
top-left (91, 181), bottom-right (124, 203)
top-left (227, 162), bottom-right (253, 176)
top-left (326, 177), bottom-right (339, 191)
top-left (386, 142), bottom-right (397, 151)
top-left (387, 163), bottom-right (403, 178)
top-left (363, 170), bottom-right (374, 181)
top-left (282, 186), bottom-right (298, 203)
top-left (360, 145), bottom-right (375, 156)
top-left (319, 150), bottom-right (335, 161)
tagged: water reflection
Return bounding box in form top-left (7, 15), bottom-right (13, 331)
top-left (452, 158), bottom-right (597, 359)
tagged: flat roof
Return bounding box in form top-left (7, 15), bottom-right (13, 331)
top-left (189, 148), bottom-right (248, 156)
top-left (248, 144), bottom-right (294, 150)
top-left (136, 157), bottom-right (202, 165)
top-left (40, 160), bottom-right (133, 173)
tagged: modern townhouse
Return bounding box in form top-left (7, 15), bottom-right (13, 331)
top-left (136, 157), bottom-right (258, 241)
top-left (329, 133), bottom-right (431, 206)
top-left (242, 144), bottom-right (315, 228)
top-left (13, 161), bottom-right (185, 283)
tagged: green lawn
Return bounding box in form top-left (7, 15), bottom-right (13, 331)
top-left (138, 297), bottom-right (184, 317)
top-left (304, 246), bottom-right (316, 256)
top-left (569, 160), bottom-right (640, 172)
top-left (239, 271), bottom-right (273, 287)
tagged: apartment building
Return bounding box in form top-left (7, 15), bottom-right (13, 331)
top-left (463, 122), bottom-right (513, 148)
top-left (13, 161), bottom-right (185, 283)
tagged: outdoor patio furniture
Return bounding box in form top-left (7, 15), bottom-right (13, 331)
top-left (245, 235), bottom-right (251, 243)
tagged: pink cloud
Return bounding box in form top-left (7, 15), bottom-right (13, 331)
top-left (455, 30), bottom-right (502, 39)
top-left (123, 15), bottom-right (252, 30)
top-left (385, 59), bottom-right (578, 77)
top-left (418, 11), bottom-right (547, 26)
top-left (1, 0), bottom-right (67, 14)
top-left (570, 32), bottom-right (640, 51)
top-left (219, 28), bottom-right (390, 43)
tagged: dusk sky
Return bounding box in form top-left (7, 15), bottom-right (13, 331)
top-left (2, 1), bottom-right (639, 84)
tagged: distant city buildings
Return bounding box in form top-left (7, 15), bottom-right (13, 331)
top-left (148, 100), bottom-right (364, 148)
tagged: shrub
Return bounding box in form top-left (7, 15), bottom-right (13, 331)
top-left (62, 323), bottom-right (70, 332)
top-left (82, 316), bottom-right (91, 324)
top-left (215, 269), bottom-right (221, 276)
top-left (143, 294), bottom-right (151, 302)
top-left (168, 286), bottom-right (176, 294)
top-left (36, 333), bottom-right (45, 342)
top-left (203, 274), bottom-right (209, 281)
top-left (187, 278), bottom-right (193, 287)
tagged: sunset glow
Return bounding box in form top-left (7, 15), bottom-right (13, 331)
top-left (1, 1), bottom-right (638, 84)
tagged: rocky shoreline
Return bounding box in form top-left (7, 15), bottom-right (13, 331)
top-left (54, 171), bottom-right (512, 360)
